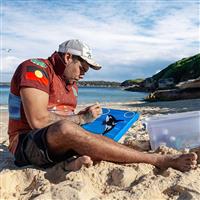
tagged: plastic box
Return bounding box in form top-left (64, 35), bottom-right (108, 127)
top-left (143, 111), bottom-right (200, 150)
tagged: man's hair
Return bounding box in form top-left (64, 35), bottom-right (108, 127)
top-left (58, 52), bottom-right (85, 64)
top-left (71, 55), bottom-right (85, 63)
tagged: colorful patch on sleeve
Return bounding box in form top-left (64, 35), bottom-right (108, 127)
top-left (30, 59), bottom-right (47, 68)
top-left (72, 86), bottom-right (78, 97)
top-left (9, 93), bottom-right (21, 120)
top-left (25, 66), bottom-right (49, 85)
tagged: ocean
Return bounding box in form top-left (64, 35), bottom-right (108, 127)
top-left (0, 85), bottom-right (148, 105)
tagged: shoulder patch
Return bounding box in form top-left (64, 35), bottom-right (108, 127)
top-left (72, 86), bottom-right (78, 97)
top-left (31, 59), bottom-right (47, 68)
top-left (25, 66), bottom-right (49, 85)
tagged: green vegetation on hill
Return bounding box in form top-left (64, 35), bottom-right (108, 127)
top-left (120, 79), bottom-right (144, 87)
top-left (152, 53), bottom-right (200, 84)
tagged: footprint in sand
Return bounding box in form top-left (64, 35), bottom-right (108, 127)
top-left (110, 167), bottom-right (137, 187)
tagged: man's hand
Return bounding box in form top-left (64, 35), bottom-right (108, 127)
top-left (78, 102), bottom-right (102, 125)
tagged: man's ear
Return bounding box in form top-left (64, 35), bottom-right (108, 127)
top-left (64, 53), bottom-right (73, 64)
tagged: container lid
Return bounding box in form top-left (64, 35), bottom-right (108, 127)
top-left (143, 110), bottom-right (200, 124)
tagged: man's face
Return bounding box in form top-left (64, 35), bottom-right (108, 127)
top-left (63, 56), bottom-right (89, 84)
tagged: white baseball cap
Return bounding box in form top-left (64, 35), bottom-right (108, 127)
top-left (58, 39), bottom-right (101, 70)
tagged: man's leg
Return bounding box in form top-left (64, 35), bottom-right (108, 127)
top-left (46, 119), bottom-right (197, 172)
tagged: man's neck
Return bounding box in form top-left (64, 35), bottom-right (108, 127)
top-left (48, 51), bottom-right (66, 76)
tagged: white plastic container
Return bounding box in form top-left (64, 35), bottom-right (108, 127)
top-left (143, 111), bottom-right (200, 150)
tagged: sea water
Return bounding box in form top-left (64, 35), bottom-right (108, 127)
top-left (0, 85), bottom-right (148, 105)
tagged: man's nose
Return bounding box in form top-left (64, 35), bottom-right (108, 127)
top-left (79, 75), bottom-right (84, 79)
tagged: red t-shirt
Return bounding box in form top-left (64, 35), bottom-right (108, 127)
top-left (8, 52), bottom-right (78, 154)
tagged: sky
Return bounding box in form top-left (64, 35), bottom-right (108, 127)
top-left (0, 0), bottom-right (199, 82)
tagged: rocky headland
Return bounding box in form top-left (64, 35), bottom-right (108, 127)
top-left (122, 53), bottom-right (200, 101)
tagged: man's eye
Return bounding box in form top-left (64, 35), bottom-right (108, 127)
top-left (80, 66), bottom-right (86, 72)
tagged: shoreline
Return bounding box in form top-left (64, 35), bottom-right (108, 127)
top-left (0, 100), bottom-right (145, 110)
top-left (1, 98), bottom-right (200, 110)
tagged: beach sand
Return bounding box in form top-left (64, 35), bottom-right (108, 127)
top-left (0, 99), bottom-right (200, 200)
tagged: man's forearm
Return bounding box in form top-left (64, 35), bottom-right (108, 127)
top-left (47, 112), bottom-right (82, 126)
top-left (46, 103), bottom-right (101, 127)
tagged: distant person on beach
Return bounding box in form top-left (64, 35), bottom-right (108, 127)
top-left (8, 39), bottom-right (197, 171)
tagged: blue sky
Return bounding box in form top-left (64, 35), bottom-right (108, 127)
top-left (0, 0), bottom-right (199, 82)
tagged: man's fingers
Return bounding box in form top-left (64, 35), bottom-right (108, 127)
top-left (89, 103), bottom-right (101, 111)
top-left (84, 103), bottom-right (100, 112)
top-left (95, 102), bottom-right (101, 107)
top-left (91, 104), bottom-right (101, 109)
top-left (88, 103), bottom-right (102, 118)
top-left (78, 103), bottom-right (102, 124)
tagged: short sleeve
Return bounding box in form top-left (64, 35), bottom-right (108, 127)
top-left (16, 59), bottom-right (50, 94)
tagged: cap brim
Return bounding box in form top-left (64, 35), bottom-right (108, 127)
top-left (80, 56), bottom-right (101, 70)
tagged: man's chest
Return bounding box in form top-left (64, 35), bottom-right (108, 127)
top-left (48, 75), bottom-right (78, 114)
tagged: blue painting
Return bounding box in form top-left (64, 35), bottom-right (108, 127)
top-left (82, 108), bottom-right (139, 141)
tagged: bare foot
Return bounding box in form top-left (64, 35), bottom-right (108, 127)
top-left (64, 155), bottom-right (93, 171)
top-left (156, 152), bottom-right (197, 172)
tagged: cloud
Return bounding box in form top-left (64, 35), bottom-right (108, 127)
top-left (1, 0), bottom-right (199, 82)
top-left (1, 56), bottom-right (23, 73)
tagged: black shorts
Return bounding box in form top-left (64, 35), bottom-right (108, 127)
top-left (14, 126), bottom-right (79, 168)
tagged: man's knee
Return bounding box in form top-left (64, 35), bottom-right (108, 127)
top-left (55, 119), bottom-right (78, 135)
top-left (46, 119), bottom-right (80, 151)
top-left (46, 119), bottom-right (91, 150)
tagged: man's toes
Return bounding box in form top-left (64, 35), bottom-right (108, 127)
top-left (189, 160), bottom-right (197, 166)
top-left (190, 163), bottom-right (197, 169)
top-left (185, 159), bottom-right (197, 165)
top-left (79, 155), bottom-right (93, 167)
top-left (182, 163), bottom-right (197, 172)
top-left (189, 152), bottom-right (198, 160)
top-left (64, 155), bottom-right (93, 171)
top-left (192, 160), bottom-right (197, 166)
top-left (80, 155), bottom-right (91, 161)
top-left (79, 155), bottom-right (91, 163)
top-left (182, 152), bottom-right (196, 160)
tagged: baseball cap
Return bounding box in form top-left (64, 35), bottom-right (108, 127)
top-left (58, 39), bottom-right (101, 70)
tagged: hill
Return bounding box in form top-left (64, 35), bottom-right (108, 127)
top-left (123, 53), bottom-right (200, 101)
top-left (120, 79), bottom-right (144, 87)
top-left (151, 53), bottom-right (200, 85)
top-left (124, 53), bottom-right (200, 91)
top-left (144, 53), bottom-right (200, 101)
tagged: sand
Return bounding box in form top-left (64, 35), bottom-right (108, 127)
top-left (0, 99), bottom-right (200, 200)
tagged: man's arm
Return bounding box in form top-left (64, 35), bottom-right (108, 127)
top-left (20, 87), bottom-right (101, 129)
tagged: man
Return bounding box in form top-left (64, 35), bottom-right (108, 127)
top-left (8, 39), bottom-right (197, 171)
